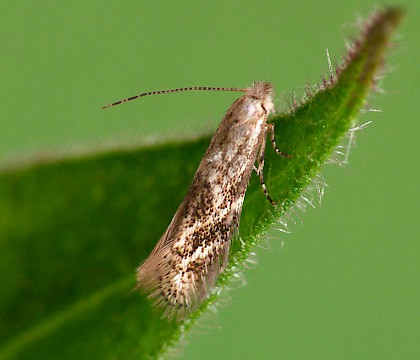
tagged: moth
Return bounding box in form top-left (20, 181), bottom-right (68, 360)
top-left (102, 81), bottom-right (290, 320)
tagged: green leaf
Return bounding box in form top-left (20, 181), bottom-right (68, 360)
top-left (0, 7), bottom-right (403, 360)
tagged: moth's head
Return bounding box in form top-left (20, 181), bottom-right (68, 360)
top-left (245, 81), bottom-right (275, 115)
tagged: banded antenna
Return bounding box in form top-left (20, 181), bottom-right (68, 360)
top-left (102, 86), bottom-right (247, 109)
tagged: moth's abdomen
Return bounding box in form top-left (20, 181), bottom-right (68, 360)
top-left (137, 172), bottom-right (247, 320)
top-left (137, 209), bottom-right (236, 320)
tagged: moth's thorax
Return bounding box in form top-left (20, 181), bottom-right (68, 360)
top-left (202, 81), bottom-right (275, 173)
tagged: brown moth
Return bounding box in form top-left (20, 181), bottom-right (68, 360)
top-left (102, 81), bottom-right (290, 321)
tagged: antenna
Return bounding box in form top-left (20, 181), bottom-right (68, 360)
top-left (102, 86), bottom-right (247, 109)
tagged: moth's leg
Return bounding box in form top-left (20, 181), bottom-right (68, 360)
top-left (259, 164), bottom-right (276, 205)
top-left (256, 125), bottom-right (267, 175)
top-left (255, 125), bottom-right (277, 206)
top-left (268, 123), bottom-right (291, 158)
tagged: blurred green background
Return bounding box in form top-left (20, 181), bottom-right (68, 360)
top-left (1, 1), bottom-right (418, 359)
